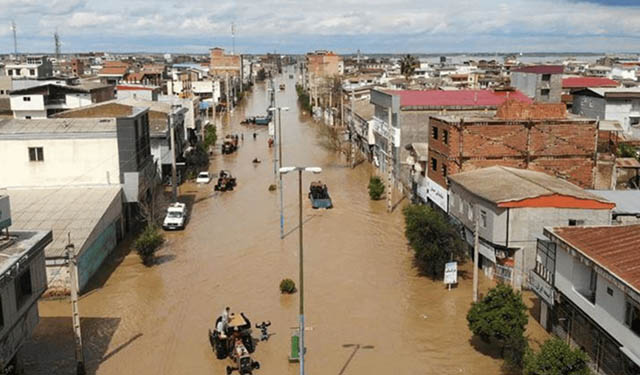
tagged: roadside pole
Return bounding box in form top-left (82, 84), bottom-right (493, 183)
top-left (386, 109), bottom-right (393, 213)
top-left (297, 169), bottom-right (305, 375)
top-left (278, 108), bottom-right (285, 239)
top-left (350, 88), bottom-right (356, 168)
top-left (473, 211), bottom-right (480, 303)
top-left (66, 242), bottom-right (85, 375)
top-left (170, 119), bottom-right (178, 202)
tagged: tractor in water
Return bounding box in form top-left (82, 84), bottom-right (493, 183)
top-left (222, 135), bottom-right (239, 154)
top-left (214, 170), bottom-right (237, 192)
top-left (208, 309), bottom-right (262, 374)
top-left (309, 181), bottom-right (333, 209)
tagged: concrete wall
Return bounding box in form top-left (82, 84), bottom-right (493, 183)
top-left (64, 93), bottom-right (92, 108)
top-left (511, 72), bottom-right (537, 98)
top-left (573, 94), bottom-right (606, 120)
top-left (555, 246), bottom-right (640, 361)
top-left (605, 99), bottom-right (640, 134)
top-left (511, 72), bottom-right (562, 102)
top-left (0, 137), bottom-right (120, 188)
top-left (10, 94), bottom-right (45, 118)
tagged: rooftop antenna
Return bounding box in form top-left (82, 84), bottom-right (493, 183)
top-left (10, 20), bottom-right (17, 56)
top-left (231, 22), bottom-right (236, 55)
top-left (54, 29), bottom-right (61, 60)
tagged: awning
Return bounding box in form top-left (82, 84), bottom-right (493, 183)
top-left (599, 120), bottom-right (623, 132)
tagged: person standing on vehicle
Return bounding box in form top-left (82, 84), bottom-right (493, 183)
top-left (221, 306), bottom-right (231, 329)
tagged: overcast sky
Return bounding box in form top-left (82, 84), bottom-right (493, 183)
top-left (0, 0), bottom-right (639, 54)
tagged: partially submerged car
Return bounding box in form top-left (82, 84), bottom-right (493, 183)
top-left (162, 202), bottom-right (187, 230)
top-left (196, 171), bottom-right (211, 184)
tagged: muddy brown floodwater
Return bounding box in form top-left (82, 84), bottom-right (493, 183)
top-left (22, 67), bottom-right (546, 375)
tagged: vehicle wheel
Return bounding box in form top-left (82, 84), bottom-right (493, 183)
top-left (253, 362), bottom-right (260, 370)
top-left (216, 342), bottom-right (228, 359)
top-left (229, 186), bottom-right (234, 191)
top-left (226, 366), bottom-right (233, 375)
top-left (243, 336), bottom-right (255, 353)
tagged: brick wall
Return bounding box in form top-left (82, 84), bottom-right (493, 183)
top-left (429, 117), bottom-right (597, 189)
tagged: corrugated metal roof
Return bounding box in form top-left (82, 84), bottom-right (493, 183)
top-left (449, 166), bottom-right (610, 204)
top-left (551, 224), bottom-right (640, 294)
top-left (383, 89), bottom-right (531, 108)
top-left (587, 190), bottom-right (640, 215)
top-left (563, 77), bottom-right (619, 89)
top-left (616, 158), bottom-right (640, 168)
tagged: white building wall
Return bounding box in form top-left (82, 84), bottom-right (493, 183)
top-left (555, 247), bottom-right (640, 361)
top-left (605, 100), bottom-right (640, 134)
top-left (10, 94), bottom-right (45, 118)
top-left (0, 137), bottom-right (120, 188)
top-left (65, 93), bottom-right (92, 108)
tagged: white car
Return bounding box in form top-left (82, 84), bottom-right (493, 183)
top-left (196, 171), bottom-right (211, 184)
top-left (162, 202), bottom-right (187, 230)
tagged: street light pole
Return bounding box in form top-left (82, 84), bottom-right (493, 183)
top-left (279, 166), bottom-right (322, 375)
top-left (297, 168), bottom-right (305, 375)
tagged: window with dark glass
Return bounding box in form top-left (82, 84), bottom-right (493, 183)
top-left (541, 88), bottom-right (550, 96)
top-left (443, 130), bottom-right (448, 144)
top-left (432, 126), bottom-right (438, 140)
top-left (431, 158), bottom-right (437, 171)
top-left (569, 219), bottom-right (584, 226)
top-left (28, 147), bottom-right (44, 161)
top-left (442, 164), bottom-right (447, 177)
top-left (541, 74), bottom-right (551, 81)
top-left (15, 268), bottom-right (33, 309)
top-left (626, 301), bottom-right (640, 337)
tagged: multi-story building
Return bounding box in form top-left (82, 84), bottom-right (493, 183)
top-left (561, 77), bottom-right (620, 109)
top-left (209, 47), bottom-right (241, 78)
top-left (448, 166), bottom-right (613, 289)
top-left (536, 225), bottom-right (640, 375)
top-left (0, 196), bottom-right (52, 371)
top-left (572, 87), bottom-right (640, 136)
top-left (3, 56), bottom-right (53, 79)
top-left (510, 65), bottom-right (563, 102)
top-left (368, 88), bottom-right (531, 206)
top-left (427, 101), bottom-right (599, 213)
top-left (9, 82), bottom-right (114, 119)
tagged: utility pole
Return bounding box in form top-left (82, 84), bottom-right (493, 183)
top-left (473, 209), bottom-right (480, 303)
top-left (11, 20), bottom-right (17, 56)
top-left (66, 241), bottom-right (86, 375)
top-left (278, 108), bottom-right (284, 239)
top-left (54, 30), bottom-right (61, 61)
top-left (170, 118), bottom-right (178, 202)
top-left (386, 109), bottom-right (393, 213)
top-left (350, 88), bottom-right (356, 168)
top-left (225, 73), bottom-right (230, 124)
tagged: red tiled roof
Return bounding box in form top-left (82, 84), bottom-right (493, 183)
top-left (512, 65), bottom-right (564, 74)
top-left (551, 225), bottom-right (640, 292)
top-left (116, 85), bottom-right (154, 91)
top-left (385, 89), bottom-right (532, 108)
top-left (563, 77), bottom-right (619, 89)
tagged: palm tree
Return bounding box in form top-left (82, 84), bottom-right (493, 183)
top-left (400, 54), bottom-right (419, 83)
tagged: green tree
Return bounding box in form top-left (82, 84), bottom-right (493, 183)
top-left (467, 284), bottom-right (528, 358)
top-left (400, 54), bottom-right (419, 82)
top-left (402, 204), bottom-right (465, 278)
top-left (203, 124), bottom-right (217, 149)
top-left (618, 143), bottom-right (639, 159)
top-left (279, 278), bottom-right (296, 294)
top-left (185, 143), bottom-right (209, 177)
top-left (368, 176), bottom-right (385, 200)
top-left (134, 225), bottom-right (165, 266)
top-left (524, 338), bottom-right (591, 375)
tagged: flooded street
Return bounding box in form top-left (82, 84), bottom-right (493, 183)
top-left (22, 67), bottom-right (544, 374)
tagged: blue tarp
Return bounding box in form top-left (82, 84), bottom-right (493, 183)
top-left (200, 102), bottom-right (211, 110)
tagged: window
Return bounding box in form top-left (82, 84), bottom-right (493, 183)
top-left (23, 96), bottom-right (31, 102)
top-left (15, 268), bottom-right (33, 309)
top-left (443, 130), bottom-right (449, 145)
top-left (432, 126), bottom-right (438, 140)
top-left (25, 116), bottom-right (31, 120)
top-left (607, 287), bottom-right (613, 296)
top-left (569, 219), bottom-right (585, 226)
top-left (28, 147), bottom-right (44, 161)
top-left (442, 164), bottom-right (447, 177)
top-left (7, 69), bottom-right (13, 76)
top-left (541, 89), bottom-right (550, 96)
top-left (625, 301), bottom-right (640, 337)
top-left (29, 69), bottom-right (35, 75)
top-left (431, 158), bottom-right (437, 171)
top-left (541, 74), bottom-right (551, 81)
top-left (575, 267), bottom-right (597, 304)
top-left (480, 210), bottom-right (487, 228)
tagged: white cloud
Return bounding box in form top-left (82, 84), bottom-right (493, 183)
top-left (2, 0), bottom-right (640, 52)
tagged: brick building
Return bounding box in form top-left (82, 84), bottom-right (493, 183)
top-left (427, 101), bottom-right (599, 209)
top-left (209, 47), bottom-right (241, 78)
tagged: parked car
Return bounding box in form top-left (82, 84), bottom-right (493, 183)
top-left (163, 202), bottom-right (187, 230)
top-left (196, 171), bottom-right (211, 184)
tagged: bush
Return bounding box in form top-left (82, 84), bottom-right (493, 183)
top-left (618, 143), bottom-right (639, 159)
top-left (524, 338), bottom-right (590, 375)
top-left (134, 225), bottom-right (164, 266)
top-left (467, 284), bottom-right (528, 363)
top-left (203, 125), bottom-right (217, 149)
top-left (368, 176), bottom-right (385, 200)
top-left (403, 204), bottom-right (466, 278)
top-left (279, 278), bottom-right (296, 294)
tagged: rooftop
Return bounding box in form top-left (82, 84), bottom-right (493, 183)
top-left (449, 166), bottom-right (614, 208)
top-left (550, 224), bottom-right (640, 294)
top-left (0, 230), bottom-right (52, 276)
top-left (583, 87), bottom-right (640, 98)
top-left (587, 190), bottom-right (640, 216)
top-left (0, 117), bottom-right (117, 136)
top-left (511, 65), bottom-right (564, 74)
top-left (563, 77), bottom-right (620, 89)
top-left (382, 89), bottom-right (531, 108)
top-left (3, 186), bottom-right (122, 258)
